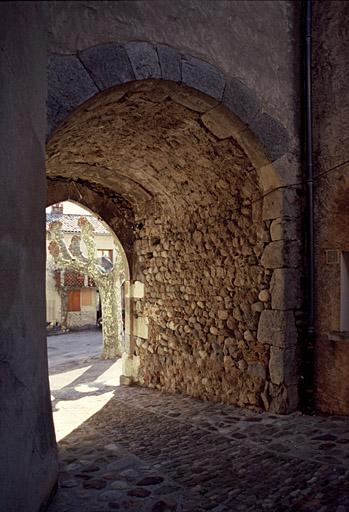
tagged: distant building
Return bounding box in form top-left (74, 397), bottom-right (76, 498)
top-left (46, 203), bottom-right (117, 331)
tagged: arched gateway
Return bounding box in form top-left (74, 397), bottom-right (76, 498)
top-left (46, 44), bottom-right (301, 415)
top-left (0, 4), bottom-right (305, 511)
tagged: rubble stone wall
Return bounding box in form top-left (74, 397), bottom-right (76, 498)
top-left (47, 76), bottom-right (301, 413)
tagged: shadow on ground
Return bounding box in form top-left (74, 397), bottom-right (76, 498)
top-left (49, 383), bottom-right (349, 512)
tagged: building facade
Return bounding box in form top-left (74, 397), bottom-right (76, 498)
top-left (1, 2), bottom-right (349, 510)
top-left (46, 202), bottom-right (117, 331)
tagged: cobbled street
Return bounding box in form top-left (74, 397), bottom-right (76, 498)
top-left (48, 345), bottom-right (349, 512)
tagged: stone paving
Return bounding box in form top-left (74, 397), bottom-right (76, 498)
top-left (48, 357), bottom-right (349, 512)
top-left (47, 329), bottom-right (103, 370)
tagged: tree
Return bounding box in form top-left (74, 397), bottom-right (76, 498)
top-left (47, 216), bottom-right (123, 359)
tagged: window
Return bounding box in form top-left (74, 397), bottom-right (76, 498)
top-left (67, 290), bottom-right (81, 312)
top-left (97, 249), bottom-right (113, 262)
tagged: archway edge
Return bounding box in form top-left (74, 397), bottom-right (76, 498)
top-left (48, 42), bottom-right (290, 186)
top-left (46, 177), bottom-right (135, 273)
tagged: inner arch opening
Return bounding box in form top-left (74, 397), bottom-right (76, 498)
top-left (46, 200), bottom-right (131, 440)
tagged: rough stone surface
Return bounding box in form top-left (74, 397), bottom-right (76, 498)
top-left (201, 105), bottom-right (246, 140)
top-left (181, 55), bottom-right (225, 100)
top-left (251, 112), bottom-right (289, 161)
top-left (49, 384), bottom-right (349, 512)
top-left (262, 187), bottom-right (300, 221)
top-left (257, 310), bottom-right (297, 348)
top-left (48, 54), bottom-right (98, 133)
top-left (261, 240), bottom-right (301, 269)
top-left (222, 78), bottom-right (261, 127)
top-left (269, 346), bottom-right (297, 385)
top-left (47, 47), bottom-right (291, 170)
top-left (270, 217), bottom-right (298, 241)
top-left (156, 44), bottom-right (181, 82)
top-left (79, 43), bottom-right (135, 89)
top-left (270, 268), bottom-right (301, 310)
top-left (125, 42), bottom-right (161, 80)
top-left (46, 81), bottom-right (294, 411)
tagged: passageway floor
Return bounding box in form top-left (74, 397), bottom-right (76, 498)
top-left (48, 363), bottom-right (349, 511)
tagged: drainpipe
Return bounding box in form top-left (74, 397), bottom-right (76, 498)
top-left (305, 0), bottom-right (315, 340)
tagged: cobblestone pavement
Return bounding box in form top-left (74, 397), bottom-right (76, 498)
top-left (49, 359), bottom-right (349, 512)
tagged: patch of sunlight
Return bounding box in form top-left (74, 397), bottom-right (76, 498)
top-left (74, 383), bottom-right (99, 393)
top-left (54, 391), bottom-right (115, 442)
top-left (95, 358), bottom-right (123, 386)
top-left (49, 365), bottom-right (92, 391)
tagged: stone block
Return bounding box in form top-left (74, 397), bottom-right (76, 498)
top-left (157, 44), bottom-right (181, 82)
top-left (47, 55), bottom-right (98, 133)
top-left (269, 346), bottom-right (297, 385)
top-left (257, 310), bottom-right (297, 347)
top-left (79, 43), bottom-right (135, 90)
top-left (222, 78), bottom-right (261, 126)
top-left (239, 128), bottom-right (270, 169)
top-left (170, 83), bottom-right (218, 112)
top-left (258, 289), bottom-right (270, 302)
top-left (181, 55), bottom-right (225, 100)
top-left (257, 153), bottom-right (301, 193)
top-left (270, 218), bottom-right (298, 241)
top-left (247, 363), bottom-right (266, 380)
top-left (124, 42), bottom-right (161, 80)
top-left (270, 268), bottom-right (302, 310)
top-left (250, 112), bottom-right (289, 161)
top-left (201, 105), bottom-right (246, 140)
top-left (261, 240), bottom-right (301, 269)
top-left (262, 187), bottom-right (300, 220)
top-left (135, 317), bottom-right (149, 339)
top-left (120, 375), bottom-right (134, 386)
top-left (132, 281), bottom-right (145, 299)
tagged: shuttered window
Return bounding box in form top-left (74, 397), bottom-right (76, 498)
top-left (67, 290), bottom-right (81, 311)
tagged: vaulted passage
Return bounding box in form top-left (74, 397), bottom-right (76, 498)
top-left (46, 80), bottom-right (288, 411)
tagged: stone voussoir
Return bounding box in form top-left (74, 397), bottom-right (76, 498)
top-left (124, 41), bottom-right (162, 80)
top-left (48, 54), bottom-right (98, 133)
top-left (79, 43), bottom-right (135, 90)
top-left (181, 54), bottom-right (225, 100)
top-left (156, 44), bottom-right (181, 82)
top-left (222, 77), bottom-right (261, 127)
top-left (250, 112), bottom-right (289, 162)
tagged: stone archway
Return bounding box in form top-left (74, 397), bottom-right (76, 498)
top-left (47, 75), bottom-right (301, 413)
top-left (46, 189), bottom-right (135, 372)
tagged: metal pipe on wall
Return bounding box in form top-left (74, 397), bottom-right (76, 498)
top-left (305, 0), bottom-right (315, 339)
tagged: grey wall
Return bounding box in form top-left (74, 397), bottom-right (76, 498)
top-left (313, 0), bottom-right (349, 413)
top-left (0, 3), bottom-right (57, 510)
top-left (313, 0), bottom-right (349, 174)
top-left (48, 0), bottom-right (300, 145)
